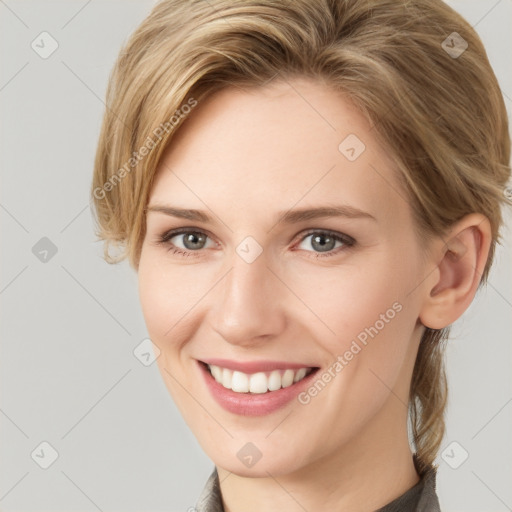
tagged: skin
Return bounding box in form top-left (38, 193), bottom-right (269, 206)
top-left (137, 77), bottom-right (491, 512)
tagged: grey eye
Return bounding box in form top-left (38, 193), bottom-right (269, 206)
top-left (298, 232), bottom-right (344, 253)
top-left (170, 232), bottom-right (211, 250)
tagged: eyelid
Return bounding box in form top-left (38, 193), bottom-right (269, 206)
top-left (293, 229), bottom-right (355, 247)
top-left (157, 226), bottom-right (356, 257)
top-left (158, 226), bottom-right (354, 243)
top-left (159, 227), bottom-right (219, 248)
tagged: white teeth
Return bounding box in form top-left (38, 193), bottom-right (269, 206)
top-left (249, 372), bottom-right (267, 394)
top-left (222, 368), bottom-right (232, 389)
top-left (294, 368), bottom-right (307, 382)
top-left (268, 370), bottom-right (282, 391)
top-left (207, 364), bottom-right (313, 394)
top-left (210, 365), bottom-right (223, 382)
top-left (281, 369), bottom-right (295, 388)
top-left (231, 371), bottom-right (249, 393)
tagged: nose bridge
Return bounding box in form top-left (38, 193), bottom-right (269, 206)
top-left (210, 246), bottom-right (285, 345)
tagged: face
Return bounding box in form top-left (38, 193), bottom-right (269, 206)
top-left (138, 78), bottom-right (431, 477)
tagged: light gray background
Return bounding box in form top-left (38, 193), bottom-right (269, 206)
top-left (0, 1), bottom-right (511, 511)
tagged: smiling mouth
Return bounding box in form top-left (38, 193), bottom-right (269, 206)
top-left (200, 361), bottom-right (319, 394)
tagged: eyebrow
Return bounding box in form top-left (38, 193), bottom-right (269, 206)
top-left (146, 204), bottom-right (376, 224)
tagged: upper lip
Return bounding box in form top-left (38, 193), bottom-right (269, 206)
top-left (200, 358), bottom-right (318, 374)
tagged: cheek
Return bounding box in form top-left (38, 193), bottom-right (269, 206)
top-left (138, 267), bottom-right (183, 370)
top-left (286, 261), bottom-right (418, 434)
top-left (138, 260), bottom-right (169, 338)
top-left (137, 252), bottom-right (206, 340)
top-left (137, 253), bottom-right (202, 406)
top-left (286, 253), bottom-right (419, 369)
top-left (291, 258), bottom-right (407, 326)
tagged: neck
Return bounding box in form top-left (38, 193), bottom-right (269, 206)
top-left (217, 396), bottom-right (420, 512)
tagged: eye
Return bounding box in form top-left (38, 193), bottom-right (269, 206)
top-left (155, 228), bottom-right (355, 259)
top-left (157, 228), bottom-right (215, 257)
top-left (295, 230), bottom-right (355, 258)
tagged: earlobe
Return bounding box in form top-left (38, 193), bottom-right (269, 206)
top-left (419, 214), bottom-right (491, 330)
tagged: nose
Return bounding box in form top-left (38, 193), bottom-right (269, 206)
top-left (209, 251), bottom-right (287, 347)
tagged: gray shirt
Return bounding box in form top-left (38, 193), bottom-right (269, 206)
top-left (195, 454), bottom-right (441, 511)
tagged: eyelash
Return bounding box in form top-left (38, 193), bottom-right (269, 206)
top-left (155, 228), bottom-right (356, 259)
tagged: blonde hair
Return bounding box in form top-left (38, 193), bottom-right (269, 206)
top-left (91, 0), bottom-right (511, 474)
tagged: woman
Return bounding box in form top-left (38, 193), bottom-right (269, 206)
top-left (91, 0), bottom-right (510, 510)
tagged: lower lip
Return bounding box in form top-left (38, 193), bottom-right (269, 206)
top-left (197, 361), bottom-right (320, 416)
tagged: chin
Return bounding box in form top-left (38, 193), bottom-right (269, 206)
top-left (205, 438), bottom-right (314, 479)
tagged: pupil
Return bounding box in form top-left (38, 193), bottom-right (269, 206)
top-left (313, 234), bottom-right (334, 252)
top-left (184, 233), bottom-right (205, 250)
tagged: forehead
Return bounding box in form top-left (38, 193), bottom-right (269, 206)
top-left (149, 78), bottom-right (405, 224)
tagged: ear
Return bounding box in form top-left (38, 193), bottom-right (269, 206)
top-left (419, 213), bottom-right (492, 330)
